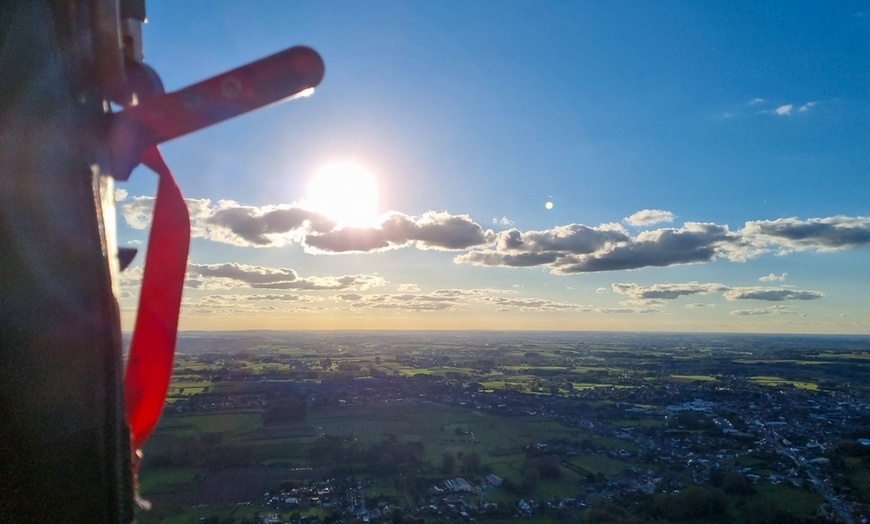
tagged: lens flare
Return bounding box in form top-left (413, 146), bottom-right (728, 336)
top-left (308, 162), bottom-right (379, 227)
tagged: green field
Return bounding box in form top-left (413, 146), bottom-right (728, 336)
top-left (669, 374), bottom-right (717, 382)
top-left (134, 331), bottom-right (870, 522)
top-left (750, 376), bottom-right (819, 390)
top-left (140, 399), bottom-right (641, 511)
top-left (156, 411), bottom-right (263, 439)
top-left (751, 484), bottom-right (823, 518)
top-left (845, 456), bottom-right (870, 500)
top-left (611, 418), bottom-right (665, 428)
top-left (567, 453), bottom-right (632, 477)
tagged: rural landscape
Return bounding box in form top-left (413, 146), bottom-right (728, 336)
top-left (134, 331), bottom-right (870, 524)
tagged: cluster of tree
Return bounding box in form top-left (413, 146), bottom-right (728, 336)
top-left (287, 432), bottom-right (412, 473)
top-left (650, 486), bottom-right (727, 520)
top-left (382, 507), bottom-right (424, 524)
top-left (439, 450), bottom-right (482, 475)
top-left (145, 436), bottom-right (253, 470)
top-left (669, 411), bottom-right (720, 432)
top-left (365, 438), bottom-right (425, 475)
top-left (709, 470), bottom-right (756, 495)
top-left (307, 435), bottom-right (354, 467)
top-left (263, 398), bottom-right (307, 424)
top-left (825, 441), bottom-right (870, 502)
top-left (197, 517), bottom-right (256, 524)
top-left (580, 500), bottom-right (644, 524)
top-left (500, 455), bottom-right (562, 496)
top-left (735, 500), bottom-right (816, 524)
top-left (440, 451), bottom-right (455, 473)
top-left (582, 481), bottom-right (814, 524)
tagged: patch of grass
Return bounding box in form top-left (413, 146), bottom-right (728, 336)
top-left (591, 435), bottom-right (639, 451)
top-left (503, 365), bottom-right (569, 372)
top-left (568, 453), bottom-right (630, 478)
top-left (569, 382), bottom-right (619, 390)
top-left (669, 374), bottom-right (717, 382)
top-left (531, 474), bottom-right (584, 500)
top-left (751, 484), bottom-right (822, 517)
top-left (817, 352), bottom-right (870, 360)
top-left (845, 456), bottom-right (870, 499)
top-left (135, 506), bottom-right (203, 524)
top-left (611, 418), bottom-right (665, 428)
top-left (734, 456), bottom-right (777, 476)
top-left (157, 411), bottom-right (263, 440)
top-left (139, 468), bottom-right (201, 495)
top-left (750, 376), bottom-right (819, 391)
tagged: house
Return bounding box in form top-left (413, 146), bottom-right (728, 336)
top-left (485, 474), bottom-right (503, 487)
top-left (518, 499), bottom-right (532, 516)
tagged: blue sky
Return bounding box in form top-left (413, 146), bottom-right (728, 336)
top-left (117, 1), bottom-right (870, 333)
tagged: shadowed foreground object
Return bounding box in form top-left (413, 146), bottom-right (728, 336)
top-left (0, 1), bottom-right (324, 521)
top-left (0, 1), bottom-right (131, 521)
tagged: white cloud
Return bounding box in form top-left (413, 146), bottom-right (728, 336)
top-left (250, 274), bottom-right (387, 291)
top-left (612, 281), bottom-right (729, 299)
top-left (119, 266), bottom-right (143, 287)
top-left (342, 290), bottom-right (469, 312)
top-left (306, 211), bottom-right (495, 253)
top-left (748, 98), bottom-right (765, 106)
top-left (595, 287), bottom-right (609, 294)
top-left (122, 192), bottom-right (870, 282)
top-left (723, 287), bottom-right (823, 301)
top-left (730, 305), bottom-right (796, 316)
top-left (114, 188), bottom-right (128, 202)
top-left (458, 221), bottom-right (744, 273)
top-left (554, 223), bottom-right (741, 273)
top-left (121, 196), bottom-right (495, 253)
top-left (187, 293), bottom-right (325, 314)
top-left (201, 293), bottom-right (321, 304)
top-left (184, 262), bottom-right (386, 291)
top-left (618, 298), bottom-right (667, 307)
top-left (122, 196), bottom-right (226, 237)
top-left (609, 281), bottom-right (823, 303)
top-left (474, 296), bottom-right (586, 312)
top-left (187, 263), bottom-right (298, 285)
top-left (594, 307), bottom-right (659, 314)
top-left (121, 196), bottom-right (156, 229)
top-left (624, 209), bottom-right (675, 226)
top-left (333, 287), bottom-right (587, 314)
top-left (757, 101), bottom-right (820, 117)
top-left (759, 272), bottom-right (787, 282)
top-left (204, 201), bottom-right (335, 247)
top-left (397, 283), bottom-right (420, 292)
top-left (742, 216), bottom-right (870, 253)
top-left (493, 216), bottom-right (514, 226)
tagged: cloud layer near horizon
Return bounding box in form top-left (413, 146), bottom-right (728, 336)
top-left (121, 199), bottom-right (870, 275)
top-left (184, 262), bottom-right (386, 291)
top-left (612, 281), bottom-right (824, 303)
top-left (122, 198), bottom-right (494, 252)
top-left (120, 255), bottom-right (827, 319)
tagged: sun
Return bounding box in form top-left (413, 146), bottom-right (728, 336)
top-left (307, 162), bottom-right (379, 227)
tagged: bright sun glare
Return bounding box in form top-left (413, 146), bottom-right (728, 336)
top-left (308, 162), bottom-right (379, 227)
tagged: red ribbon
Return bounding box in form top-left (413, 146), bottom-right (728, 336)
top-left (124, 146), bottom-right (190, 453)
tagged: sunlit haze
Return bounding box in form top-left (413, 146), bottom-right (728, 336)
top-left (116, 2), bottom-right (870, 334)
top-left (307, 162), bottom-right (379, 227)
